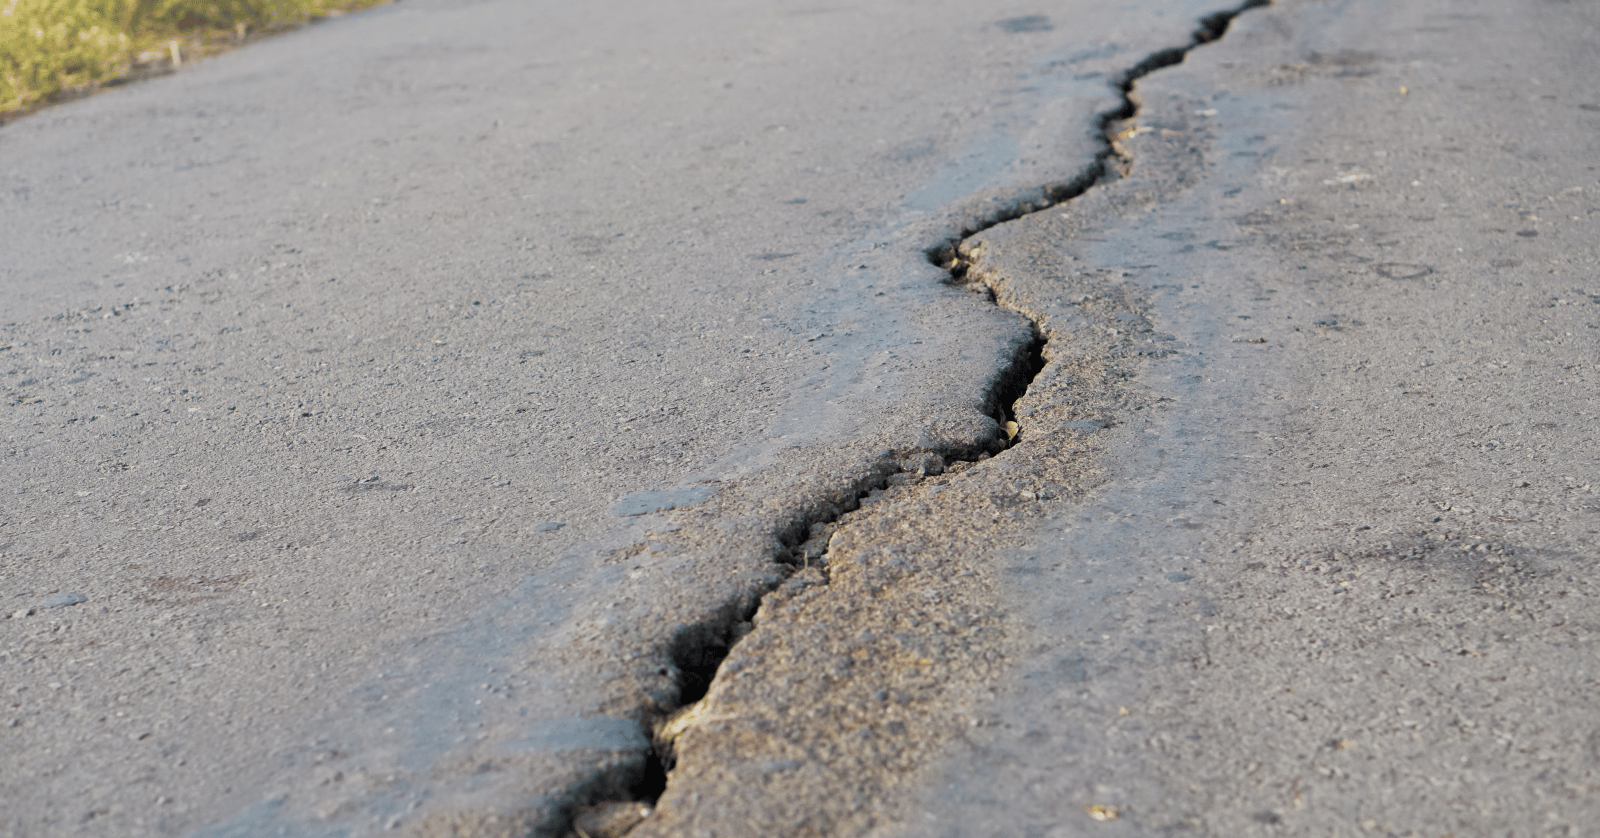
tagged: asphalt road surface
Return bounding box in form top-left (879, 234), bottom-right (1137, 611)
top-left (3, 0), bottom-right (1597, 836)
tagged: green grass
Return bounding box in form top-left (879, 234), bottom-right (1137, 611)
top-left (1, 0), bottom-right (387, 114)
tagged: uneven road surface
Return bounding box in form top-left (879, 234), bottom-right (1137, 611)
top-left (4, 0), bottom-right (1599, 836)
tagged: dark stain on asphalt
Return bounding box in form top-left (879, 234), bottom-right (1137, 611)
top-left (997, 15), bottom-right (1053, 33)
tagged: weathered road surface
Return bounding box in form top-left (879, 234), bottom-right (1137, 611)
top-left (5, 0), bottom-right (1598, 836)
top-left (630, 0), bottom-right (1600, 836)
top-left (4, 1), bottom-right (1258, 836)
top-left (926, 3), bottom-right (1600, 834)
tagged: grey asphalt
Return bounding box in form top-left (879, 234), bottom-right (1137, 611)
top-left (2, 1), bottom-right (1249, 835)
top-left (933, 3), bottom-right (1600, 833)
top-left (4, 0), bottom-right (1598, 836)
top-left (634, 0), bottom-right (1600, 835)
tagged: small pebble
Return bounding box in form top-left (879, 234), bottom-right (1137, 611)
top-left (901, 452), bottom-right (945, 476)
top-left (536, 522), bottom-right (565, 532)
top-left (571, 801), bottom-right (653, 838)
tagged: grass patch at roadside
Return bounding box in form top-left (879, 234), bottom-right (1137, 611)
top-left (1, 0), bottom-right (389, 117)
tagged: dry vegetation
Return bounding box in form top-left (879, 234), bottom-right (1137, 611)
top-left (1, 0), bottom-right (388, 115)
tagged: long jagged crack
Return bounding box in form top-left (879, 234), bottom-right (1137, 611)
top-left (555, 4), bottom-right (1268, 836)
top-left (929, 0), bottom-right (1268, 272)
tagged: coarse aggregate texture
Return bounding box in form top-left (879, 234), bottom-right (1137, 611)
top-left (0, 0), bottom-right (1282, 835)
top-left (643, 0), bottom-right (1600, 835)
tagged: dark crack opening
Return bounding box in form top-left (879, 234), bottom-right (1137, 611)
top-left (927, 0), bottom-right (1269, 271)
top-left (553, 3), bottom-right (1269, 835)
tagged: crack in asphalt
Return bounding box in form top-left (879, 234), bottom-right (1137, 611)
top-left (554, 3), bottom-right (1270, 835)
top-left (929, 0), bottom-right (1269, 272)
